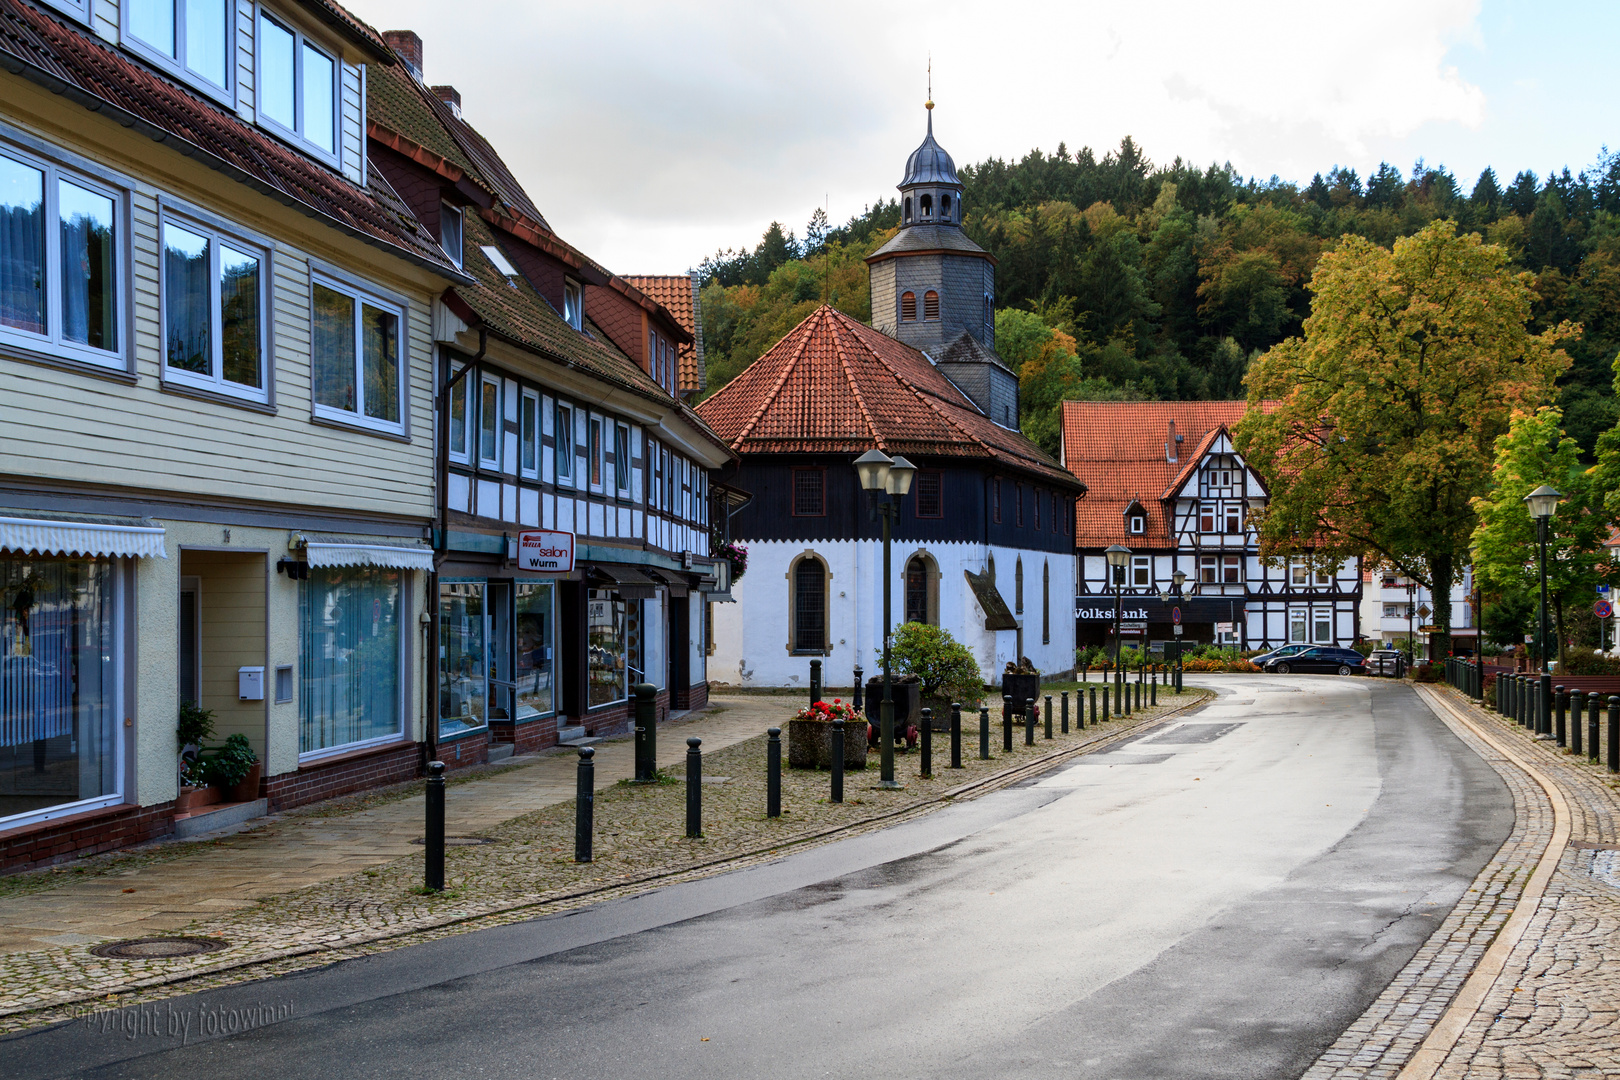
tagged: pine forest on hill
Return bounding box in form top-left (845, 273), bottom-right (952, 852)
top-left (695, 137), bottom-right (1620, 459)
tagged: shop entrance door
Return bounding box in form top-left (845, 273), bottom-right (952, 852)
top-left (669, 594), bottom-right (690, 708)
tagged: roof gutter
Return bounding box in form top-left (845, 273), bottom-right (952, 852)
top-left (0, 48), bottom-right (473, 286)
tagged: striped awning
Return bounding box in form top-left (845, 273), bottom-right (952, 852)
top-left (0, 516), bottom-right (167, 559)
top-left (303, 542), bottom-right (434, 571)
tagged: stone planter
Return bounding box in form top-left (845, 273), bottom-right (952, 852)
top-left (788, 717), bottom-right (868, 770)
top-left (1001, 673), bottom-right (1041, 712)
top-left (228, 762), bottom-right (262, 803)
top-left (864, 677), bottom-right (921, 733)
top-left (176, 785), bottom-right (222, 814)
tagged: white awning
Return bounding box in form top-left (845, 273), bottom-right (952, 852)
top-left (303, 542), bottom-right (434, 571)
top-left (0, 516), bottom-right (167, 559)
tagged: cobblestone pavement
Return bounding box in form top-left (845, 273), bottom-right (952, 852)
top-left (0, 686), bottom-right (1208, 1032)
top-left (1304, 683), bottom-right (1620, 1080)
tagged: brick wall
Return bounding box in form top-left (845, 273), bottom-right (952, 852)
top-left (438, 730), bottom-right (490, 772)
top-left (0, 802), bottom-right (177, 876)
top-left (491, 714), bottom-right (561, 755)
top-left (263, 741), bottom-right (423, 812)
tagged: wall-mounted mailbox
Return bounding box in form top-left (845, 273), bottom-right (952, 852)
top-left (238, 666), bottom-right (265, 701)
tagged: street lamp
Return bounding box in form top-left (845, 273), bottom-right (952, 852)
top-left (1525, 484), bottom-right (1562, 738)
top-left (856, 448), bottom-right (915, 788)
top-left (1106, 544), bottom-right (1131, 713)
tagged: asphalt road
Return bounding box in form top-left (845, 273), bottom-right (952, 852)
top-left (7, 676), bottom-right (1514, 1080)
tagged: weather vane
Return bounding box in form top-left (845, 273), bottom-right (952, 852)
top-left (926, 55), bottom-right (933, 111)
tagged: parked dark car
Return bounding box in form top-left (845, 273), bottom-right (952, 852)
top-left (1264, 647), bottom-right (1367, 676)
top-left (1249, 644), bottom-right (1313, 667)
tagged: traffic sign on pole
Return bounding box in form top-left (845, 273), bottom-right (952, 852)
top-left (1596, 599), bottom-right (1613, 620)
top-left (1171, 607), bottom-right (1182, 626)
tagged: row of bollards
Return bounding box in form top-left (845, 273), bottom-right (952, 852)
top-left (422, 676), bottom-right (1172, 890)
top-left (1490, 673), bottom-right (1619, 775)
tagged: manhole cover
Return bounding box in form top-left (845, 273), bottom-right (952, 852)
top-left (411, 836), bottom-right (495, 846)
top-left (90, 937), bottom-right (228, 959)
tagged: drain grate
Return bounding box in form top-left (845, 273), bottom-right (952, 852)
top-left (90, 937), bottom-right (228, 959)
top-left (411, 835), bottom-right (496, 846)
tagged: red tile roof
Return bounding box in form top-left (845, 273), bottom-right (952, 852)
top-left (696, 306), bottom-right (1083, 489)
top-left (1061, 400), bottom-right (1277, 548)
top-left (0, 0), bottom-right (460, 276)
top-left (624, 275), bottom-right (703, 394)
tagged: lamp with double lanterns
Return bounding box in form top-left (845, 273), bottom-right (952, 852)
top-left (855, 449), bottom-right (916, 788)
top-left (1524, 484), bottom-right (1562, 738)
top-left (1159, 568), bottom-right (1188, 693)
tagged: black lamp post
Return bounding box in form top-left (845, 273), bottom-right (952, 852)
top-left (1106, 544), bottom-right (1130, 713)
top-left (855, 448), bottom-right (916, 789)
top-left (1159, 568), bottom-right (1187, 694)
top-left (1525, 484), bottom-right (1562, 738)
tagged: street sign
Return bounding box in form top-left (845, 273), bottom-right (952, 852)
top-left (516, 530), bottom-right (575, 573)
top-left (1597, 600), bottom-right (1614, 619)
top-left (1599, 584), bottom-right (1612, 596)
top-left (1173, 625), bottom-right (1183, 636)
top-left (1172, 607), bottom-right (1182, 626)
top-left (1417, 604), bottom-right (1432, 619)
top-left (1215, 621), bottom-right (1234, 633)
top-left (1120, 621), bottom-right (1148, 633)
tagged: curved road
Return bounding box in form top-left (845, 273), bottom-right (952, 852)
top-left (8, 676), bottom-right (1513, 1079)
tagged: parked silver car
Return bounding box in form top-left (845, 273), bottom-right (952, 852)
top-left (1366, 650), bottom-right (1404, 676)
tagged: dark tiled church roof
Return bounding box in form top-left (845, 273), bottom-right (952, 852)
top-left (936, 330), bottom-right (1015, 377)
top-left (867, 223), bottom-right (991, 262)
top-left (696, 305), bottom-right (1081, 490)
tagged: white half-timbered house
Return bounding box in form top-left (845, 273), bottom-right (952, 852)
top-left (1062, 402), bottom-right (1361, 654)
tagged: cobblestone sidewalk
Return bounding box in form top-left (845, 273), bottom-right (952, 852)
top-left (0, 686), bottom-right (1209, 1032)
top-left (1304, 684), bottom-right (1620, 1080)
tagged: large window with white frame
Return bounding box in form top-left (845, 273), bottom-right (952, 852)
top-left (125, 0), bottom-right (233, 103)
top-left (445, 363), bottom-right (470, 463)
top-left (255, 9), bottom-right (338, 160)
top-left (478, 374), bottom-right (500, 467)
top-left (0, 145), bottom-right (122, 369)
top-left (39, 0), bottom-right (90, 23)
top-left (615, 423), bottom-right (631, 495)
top-left (161, 213), bottom-right (267, 401)
top-left (1131, 555), bottom-right (1151, 588)
top-left (311, 276), bottom-right (404, 434)
top-left (299, 566), bottom-right (403, 756)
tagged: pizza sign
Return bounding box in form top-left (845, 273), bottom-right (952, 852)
top-left (516, 530), bottom-right (575, 573)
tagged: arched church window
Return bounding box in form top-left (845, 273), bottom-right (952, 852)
top-left (941, 194), bottom-right (951, 218)
top-left (923, 290), bottom-right (939, 320)
top-left (905, 555), bottom-right (935, 625)
top-left (791, 555), bottom-right (827, 654)
top-left (1015, 556), bottom-right (1024, 614)
top-left (920, 193), bottom-right (933, 217)
top-left (901, 291), bottom-right (917, 321)
top-left (904, 197), bottom-right (912, 222)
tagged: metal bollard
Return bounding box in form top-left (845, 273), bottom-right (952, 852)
top-left (920, 708), bottom-right (933, 778)
top-left (1572, 690), bottom-right (1585, 756)
top-left (1556, 686), bottom-right (1567, 747)
top-left (1003, 695), bottom-right (1014, 752)
top-left (852, 667), bottom-right (863, 712)
top-left (1101, 683), bottom-right (1109, 722)
top-left (685, 737), bottom-right (702, 838)
top-left (1609, 697), bottom-right (1619, 773)
top-left (1024, 698), bottom-right (1036, 746)
top-left (950, 703), bottom-right (963, 769)
top-left (1590, 695), bottom-right (1602, 763)
top-left (979, 705), bottom-right (991, 760)
top-left (574, 749), bottom-right (594, 863)
top-left (425, 760), bottom-right (446, 889)
top-left (1045, 695), bottom-right (1054, 740)
top-left (767, 727), bottom-right (781, 818)
top-left (1062, 690), bottom-right (1071, 733)
top-left (809, 659), bottom-right (821, 707)
top-left (1123, 676), bottom-right (1132, 716)
top-left (1150, 666), bottom-right (1157, 707)
top-left (830, 719), bottom-right (845, 803)
top-left (1540, 674), bottom-right (1553, 737)
top-left (633, 682), bottom-right (657, 782)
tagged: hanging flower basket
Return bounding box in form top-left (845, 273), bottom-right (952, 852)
top-left (715, 540), bottom-right (748, 583)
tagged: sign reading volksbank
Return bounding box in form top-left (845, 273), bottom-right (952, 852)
top-left (1075, 605), bottom-right (1151, 621)
top-left (517, 530), bottom-right (575, 573)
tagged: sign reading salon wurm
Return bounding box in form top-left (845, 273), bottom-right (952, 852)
top-left (517, 530), bottom-right (575, 573)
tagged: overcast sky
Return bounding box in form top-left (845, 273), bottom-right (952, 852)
top-left (342, 0), bottom-right (1616, 275)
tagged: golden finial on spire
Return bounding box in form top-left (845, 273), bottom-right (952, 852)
top-left (926, 55), bottom-right (933, 110)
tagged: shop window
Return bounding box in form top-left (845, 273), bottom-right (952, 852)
top-left (793, 468), bottom-right (825, 516)
top-left (0, 148), bottom-right (122, 368)
top-left (300, 566), bottom-right (403, 755)
top-left (791, 556), bottom-right (827, 654)
top-left (437, 581), bottom-right (486, 737)
top-left (312, 277), bottom-right (403, 434)
top-left (0, 555), bottom-right (119, 827)
top-left (161, 215), bottom-right (265, 401)
top-left (915, 471), bottom-right (942, 518)
top-left (515, 581), bottom-right (553, 719)
top-left (588, 590), bottom-right (631, 707)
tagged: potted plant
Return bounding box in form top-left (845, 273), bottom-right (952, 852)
top-left (176, 701), bottom-right (220, 813)
top-left (1001, 657), bottom-right (1041, 713)
top-left (889, 623), bottom-right (984, 729)
top-left (199, 734), bottom-right (261, 802)
top-left (787, 698), bottom-right (868, 770)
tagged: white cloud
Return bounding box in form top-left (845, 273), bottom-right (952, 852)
top-left (344, 0), bottom-right (1489, 272)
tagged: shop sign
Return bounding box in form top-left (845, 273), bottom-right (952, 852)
top-left (1076, 605), bottom-right (1152, 621)
top-left (517, 530), bottom-right (575, 573)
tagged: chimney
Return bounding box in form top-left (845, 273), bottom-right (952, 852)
top-left (431, 85), bottom-right (462, 119)
top-left (382, 30), bottom-right (422, 81)
top-left (1166, 420), bottom-right (1177, 463)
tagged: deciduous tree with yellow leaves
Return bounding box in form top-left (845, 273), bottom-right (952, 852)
top-left (1236, 220), bottom-right (1577, 655)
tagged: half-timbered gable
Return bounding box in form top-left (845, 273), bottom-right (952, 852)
top-left (1063, 402), bottom-right (1361, 652)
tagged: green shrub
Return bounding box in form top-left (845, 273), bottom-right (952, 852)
top-left (1558, 647), bottom-right (1620, 676)
top-left (888, 623), bottom-right (983, 707)
top-left (197, 733), bottom-right (259, 788)
top-left (177, 700), bottom-right (215, 749)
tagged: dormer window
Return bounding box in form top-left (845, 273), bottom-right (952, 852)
top-left (126, 0), bottom-right (233, 101)
top-left (1129, 515), bottom-right (1144, 535)
top-left (563, 280), bottom-right (583, 330)
top-left (257, 11), bottom-right (338, 159)
top-left (440, 203), bottom-right (463, 268)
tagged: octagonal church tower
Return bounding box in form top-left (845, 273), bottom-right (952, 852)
top-left (867, 101), bottom-right (1017, 428)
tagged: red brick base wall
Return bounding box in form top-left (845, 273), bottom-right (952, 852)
top-left (0, 802), bottom-right (177, 876)
top-left (264, 740), bottom-right (423, 812)
top-left (438, 730), bottom-right (489, 773)
top-left (686, 682), bottom-right (709, 710)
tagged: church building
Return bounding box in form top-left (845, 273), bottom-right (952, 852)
top-left (697, 105), bottom-right (1086, 689)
